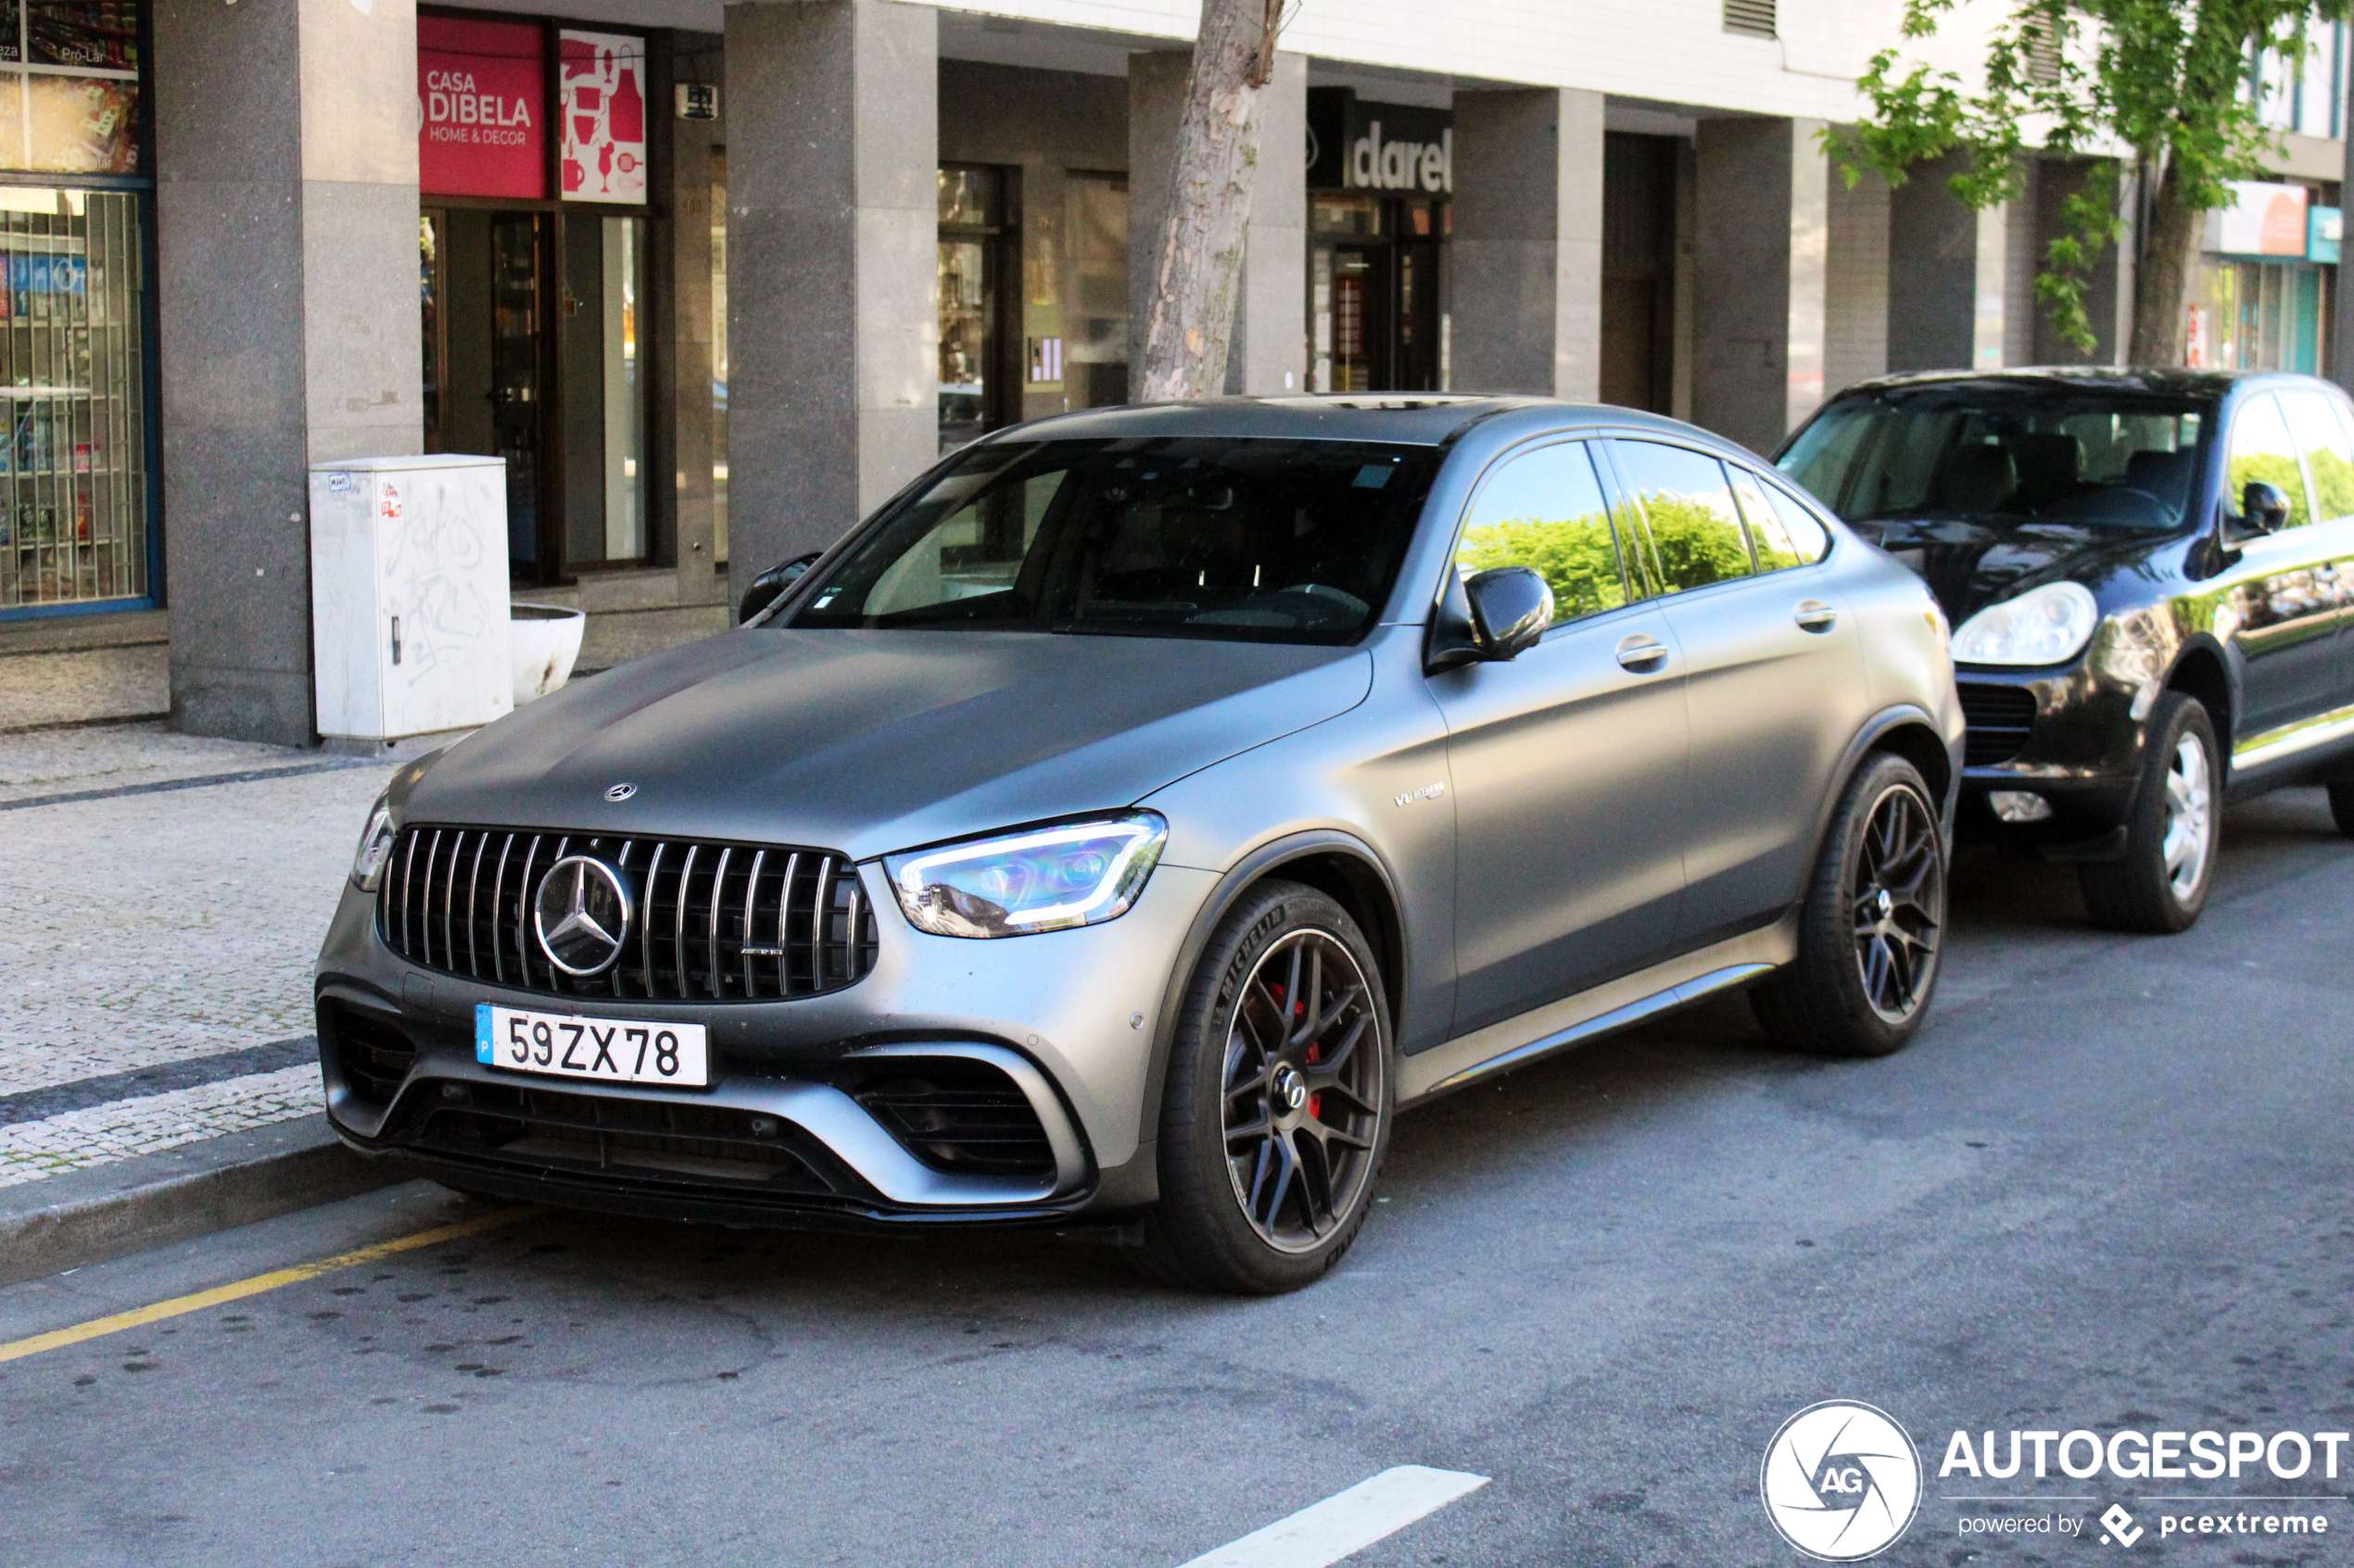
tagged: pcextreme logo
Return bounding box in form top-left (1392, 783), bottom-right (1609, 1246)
top-left (1761, 1400), bottom-right (1925, 1562)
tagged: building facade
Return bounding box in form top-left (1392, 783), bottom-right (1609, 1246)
top-left (11, 0), bottom-right (2352, 747)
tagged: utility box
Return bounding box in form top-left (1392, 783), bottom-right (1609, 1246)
top-left (310, 454), bottom-right (513, 744)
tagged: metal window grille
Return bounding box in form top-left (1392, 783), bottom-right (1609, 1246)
top-left (0, 189), bottom-right (149, 609)
top-left (1723, 0), bottom-right (1777, 40)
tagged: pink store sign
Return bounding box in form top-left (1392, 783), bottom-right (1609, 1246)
top-left (560, 30), bottom-right (649, 204)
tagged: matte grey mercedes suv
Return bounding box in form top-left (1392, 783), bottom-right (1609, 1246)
top-left (316, 396), bottom-right (1963, 1294)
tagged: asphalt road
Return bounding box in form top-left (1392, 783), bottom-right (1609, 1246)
top-left (5, 789), bottom-right (2351, 1568)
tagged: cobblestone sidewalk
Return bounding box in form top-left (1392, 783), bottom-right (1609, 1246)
top-left (0, 722), bottom-right (401, 1186)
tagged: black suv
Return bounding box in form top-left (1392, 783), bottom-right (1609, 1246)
top-left (1779, 369), bottom-right (2354, 932)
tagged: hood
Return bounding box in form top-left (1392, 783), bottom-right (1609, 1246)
top-left (1842, 517), bottom-right (2180, 621)
top-left (404, 628), bottom-right (1373, 860)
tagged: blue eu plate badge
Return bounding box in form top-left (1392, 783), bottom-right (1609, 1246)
top-left (475, 1004), bottom-right (494, 1063)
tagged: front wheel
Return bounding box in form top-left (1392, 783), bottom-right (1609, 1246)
top-left (1752, 752), bottom-right (1947, 1057)
top-left (2326, 781), bottom-right (2354, 839)
top-left (2078, 692), bottom-right (2219, 933)
top-left (1137, 880), bottom-right (1392, 1295)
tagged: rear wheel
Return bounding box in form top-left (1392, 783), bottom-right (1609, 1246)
top-left (2326, 782), bottom-right (2354, 839)
top-left (1752, 752), bottom-right (1946, 1058)
top-left (1137, 881), bottom-right (1391, 1295)
top-left (2078, 693), bottom-right (2219, 933)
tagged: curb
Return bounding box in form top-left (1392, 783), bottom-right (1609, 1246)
top-left (0, 1114), bottom-right (415, 1288)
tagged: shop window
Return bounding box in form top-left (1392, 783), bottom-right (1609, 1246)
top-left (561, 213), bottom-right (646, 565)
top-left (0, 3), bottom-right (152, 615)
top-left (939, 165), bottom-right (1019, 453)
top-left (1309, 193), bottom-right (1448, 395)
top-left (1065, 171), bottom-right (1127, 408)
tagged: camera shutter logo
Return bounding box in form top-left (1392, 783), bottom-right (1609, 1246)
top-left (533, 855), bottom-right (632, 977)
top-left (1760, 1400), bottom-right (1922, 1562)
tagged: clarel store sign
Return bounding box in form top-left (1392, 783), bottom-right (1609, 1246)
top-left (416, 16), bottom-right (647, 205)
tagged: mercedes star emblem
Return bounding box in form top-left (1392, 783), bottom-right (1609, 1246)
top-left (604, 782), bottom-right (639, 803)
top-left (533, 855), bottom-right (633, 977)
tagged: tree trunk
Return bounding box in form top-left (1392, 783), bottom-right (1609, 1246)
top-left (2130, 157), bottom-right (2199, 366)
top-left (1137, 0), bottom-right (1278, 401)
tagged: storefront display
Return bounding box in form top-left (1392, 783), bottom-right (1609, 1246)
top-left (0, 185), bottom-right (148, 610)
top-left (418, 9), bottom-right (654, 584)
top-left (1306, 90), bottom-right (1449, 396)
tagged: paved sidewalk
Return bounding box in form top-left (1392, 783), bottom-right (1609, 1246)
top-left (0, 722), bottom-right (400, 1188)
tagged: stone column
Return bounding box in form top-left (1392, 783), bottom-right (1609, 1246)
top-left (1692, 117), bottom-right (1829, 455)
top-left (1449, 87), bottom-right (1604, 398)
top-left (1886, 150), bottom-right (2008, 375)
top-left (659, 32), bottom-right (726, 605)
top-left (2031, 158), bottom-right (2129, 366)
top-left (1127, 50), bottom-right (1308, 398)
top-left (723, 0), bottom-right (936, 604)
top-left (154, 0), bottom-right (423, 746)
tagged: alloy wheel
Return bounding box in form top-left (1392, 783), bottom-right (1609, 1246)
top-left (1221, 929), bottom-right (1386, 1254)
top-left (1850, 783), bottom-right (1943, 1023)
top-left (2160, 733), bottom-right (2214, 903)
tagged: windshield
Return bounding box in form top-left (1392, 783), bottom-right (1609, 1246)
top-left (784, 436), bottom-right (1441, 643)
top-left (1778, 387), bottom-right (2214, 532)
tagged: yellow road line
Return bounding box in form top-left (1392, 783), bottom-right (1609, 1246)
top-left (0, 1206), bottom-right (535, 1365)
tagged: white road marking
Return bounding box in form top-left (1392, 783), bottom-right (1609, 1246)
top-left (1174, 1464), bottom-right (1490, 1568)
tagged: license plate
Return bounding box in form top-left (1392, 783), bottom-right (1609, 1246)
top-left (475, 1004), bottom-right (710, 1088)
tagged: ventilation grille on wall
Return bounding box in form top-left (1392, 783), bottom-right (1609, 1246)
top-left (2023, 18), bottom-right (2065, 85)
top-left (1724, 0), bottom-right (1777, 39)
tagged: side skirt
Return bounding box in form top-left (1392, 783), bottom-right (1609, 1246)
top-left (1396, 913), bottom-right (1799, 1106)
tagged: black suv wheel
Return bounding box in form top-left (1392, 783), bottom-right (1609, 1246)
top-left (1139, 880), bottom-right (1391, 1295)
top-left (2079, 692), bottom-right (2220, 933)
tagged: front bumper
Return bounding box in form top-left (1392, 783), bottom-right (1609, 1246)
top-left (315, 859), bottom-right (1218, 1226)
top-left (1954, 656), bottom-right (2147, 846)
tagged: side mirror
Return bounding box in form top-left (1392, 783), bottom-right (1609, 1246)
top-left (1463, 567), bottom-right (1554, 661)
top-left (739, 551), bottom-right (822, 625)
top-left (2234, 480), bottom-right (2290, 537)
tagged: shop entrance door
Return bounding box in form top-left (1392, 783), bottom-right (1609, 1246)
top-left (424, 206), bottom-right (647, 585)
top-left (424, 208), bottom-right (553, 580)
top-left (1328, 247), bottom-right (1391, 392)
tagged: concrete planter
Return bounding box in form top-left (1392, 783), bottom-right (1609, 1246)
top-left (510, 603), bottom-right (586, 705)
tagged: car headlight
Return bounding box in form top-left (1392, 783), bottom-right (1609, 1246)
top-left (1951, 582), bottom-right (2100, 666)
top-left (350, 796), bottom-right (397, 891)
top-left (886, 813), bottom-right (1168, 939)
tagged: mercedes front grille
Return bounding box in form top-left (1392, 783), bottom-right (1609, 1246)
top-left (379, 827), bottom-right (877, 1003)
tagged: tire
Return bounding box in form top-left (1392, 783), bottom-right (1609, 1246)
top-left (1752, 752), bottom-right (1947, 1058)
top-left (2078, 693), bottom-right (2220, 934)
top-left (1136, 880), bottom-right (1393, 1295)
top-left (2326, 781), bottom-right (2354, 839)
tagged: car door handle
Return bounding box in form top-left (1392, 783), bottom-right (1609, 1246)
top-left (1794, 600), bottom-right (1838, 633)
top-left (1615, 634), bottom-right (1669, 672)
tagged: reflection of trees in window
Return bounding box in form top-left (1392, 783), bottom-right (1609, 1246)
top-left (1456, 513), bottom-right (1626, 621)
top-left (2302, 448), bottom-right (2354, 521)
top-left (1630, 493), bottom-right (1754, 589)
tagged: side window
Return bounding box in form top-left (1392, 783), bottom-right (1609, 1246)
top-left (2226, 393), bottom-right (2315, 529)
top-left (1453, 441), bottom-right (1630, 624)
top-left (2280, 389), bottom-right (2354, 524)
top-left (1613, 440), bottom-right (1755, 593)
top-left (1729, 470), bottom-right (1832, 571)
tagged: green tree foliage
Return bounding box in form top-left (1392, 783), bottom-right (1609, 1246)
top-left (1634, 495), bottom-right (1756, 589)
top-left (1835, 0), bottom-right (2349, 361)
top-left (2226, 449), bottom-right (2312, 525)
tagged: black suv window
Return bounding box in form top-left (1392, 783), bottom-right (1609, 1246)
top-left (1780, 386), bottom-right (2212, 531)
top-left (1453, 440), bottom-right (1631, 624)
top-left (2227, 393), bottom-right (2315, 530)
top-left (1613, 440), bottom-right (1754, 594)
